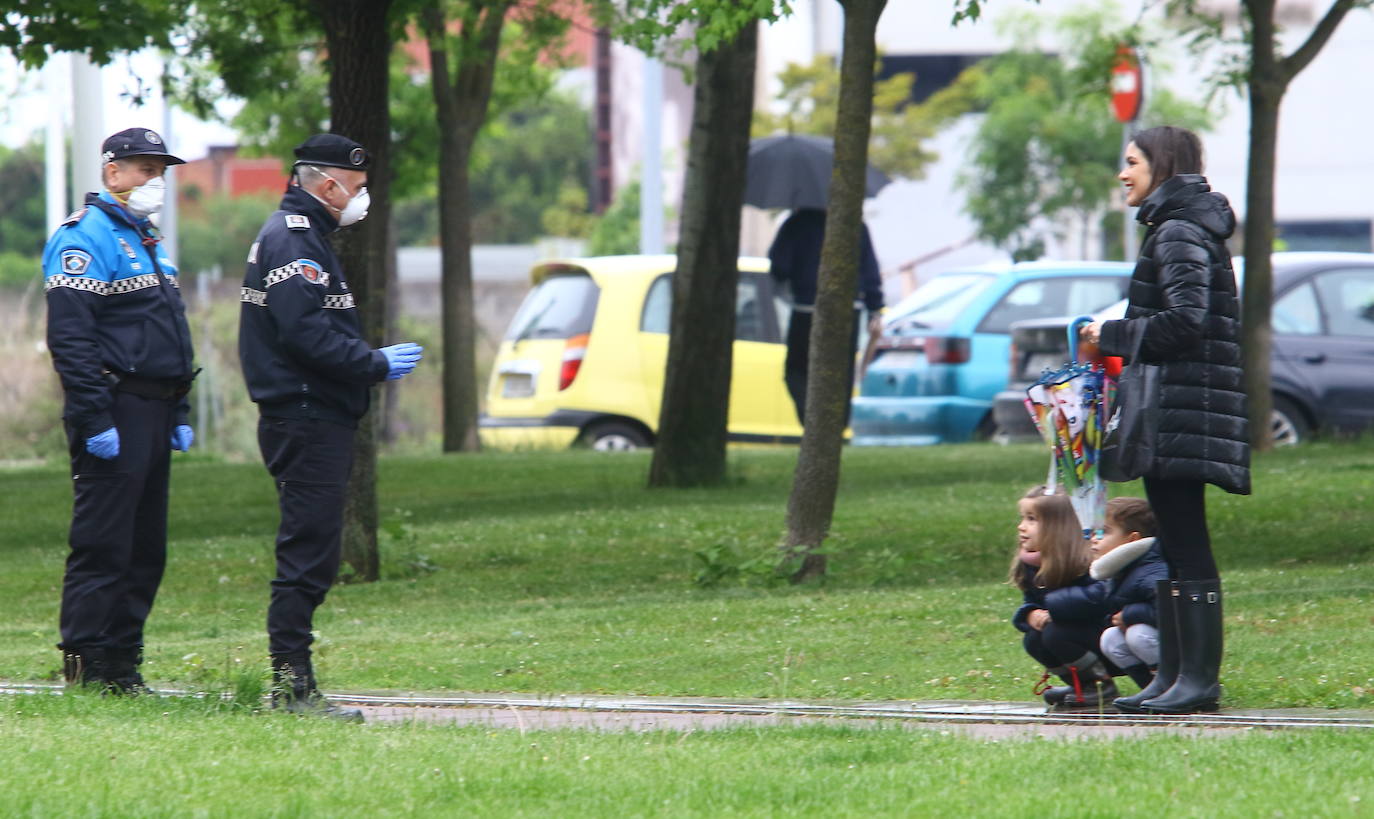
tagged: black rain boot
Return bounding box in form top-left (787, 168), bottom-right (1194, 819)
top-left (1037, 666), bottom-right (1077, 706)
top-left (1123, 664), bottom-right (1156, 691)
top-left (62, 647), bottom-right (109, 690)
top-left (103, 647), bottom-right (151, 696)
top-left (1142, 579), bottom-right (1222, 714)
top-left (271, 654), bottom-right (363, 722)
top-left (1115, 580), bottom-right (1178, 713)
top-left (1053, 652), bottom-right (1119, 711)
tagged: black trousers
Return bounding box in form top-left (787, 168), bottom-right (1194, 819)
top-left (1143, 477), bottom-right (1217, 580)
top-left (1023, 621), bottom-right (1122, 674)
top-left (784, 308), bottom-right (861, 427)
top-left (258, 416), bottom-right (355, 657)
top-left (60, 391), bottom-right (174, 652)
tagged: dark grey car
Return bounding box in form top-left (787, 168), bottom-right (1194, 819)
top-left (992, 252), bottom-right (1374, 445)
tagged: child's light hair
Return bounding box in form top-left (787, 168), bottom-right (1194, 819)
top-left (1009, 485), bottom-right (1092, 591)
top-left (1106, 497), bottom-right (1156, 538)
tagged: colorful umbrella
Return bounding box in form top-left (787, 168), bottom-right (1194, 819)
top-left (1023, 316), bottom-right (1114, 538)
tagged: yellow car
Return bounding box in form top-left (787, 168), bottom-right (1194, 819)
top-left (479, 254), bottom-right (803, 450)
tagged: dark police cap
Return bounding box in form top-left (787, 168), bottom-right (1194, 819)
top-left (293, 133), bottom-right (371, 171)
top-left (101, 128), bottom-right (185, 165)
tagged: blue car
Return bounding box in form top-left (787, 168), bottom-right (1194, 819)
top-left (851, 261), bottom-right (1132, 445)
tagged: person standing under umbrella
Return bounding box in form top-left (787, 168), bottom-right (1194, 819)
top-left (768, 208), bottom-right (884, 426)
top-left (1081, 125), bottom-right (1249, 714)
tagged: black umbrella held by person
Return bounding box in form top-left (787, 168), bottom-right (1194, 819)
top-left (747, 135), bottom-right (889, 427)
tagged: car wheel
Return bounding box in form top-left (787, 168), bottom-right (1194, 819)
top-left (581, 422), bottom-right (650, 452)
top-left (1271, 396), bottom-right (1308, 446)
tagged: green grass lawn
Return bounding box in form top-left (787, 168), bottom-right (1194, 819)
top-left (3, 442), bottom-right (1374, 815)
top-left (3, 441), bottom-right (1372, 708)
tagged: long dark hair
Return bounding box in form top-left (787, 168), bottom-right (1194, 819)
top-left (1132, 126), bottom-right (1204, 199)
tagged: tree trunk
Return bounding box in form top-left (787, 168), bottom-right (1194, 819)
top-left (647, 23), bottom-right (758, 488)
top-left (312, 0), bottom-right (394, 582)
top-left (782, 0), bottom-right (886, 583)
top-left (425, 2), bottom-right (507, 454)
top-left (1241, 70), bottom-right (1281, 453)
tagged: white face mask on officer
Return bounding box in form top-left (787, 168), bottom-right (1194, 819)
top-left (308, 168), bottom-right (369, 227)
top-left (124, 176), bottom-right (166, 218)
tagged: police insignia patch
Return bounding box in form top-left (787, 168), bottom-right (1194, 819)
top-left (285, 214), bottom-right (310, 230)
top-left (61, 250), bottom-right (93, 276)
top-left (298, 259), bottom-right (324, 282)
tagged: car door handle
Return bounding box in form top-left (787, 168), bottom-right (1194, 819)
top-left (1302, 352), bottom-right (1327, 364)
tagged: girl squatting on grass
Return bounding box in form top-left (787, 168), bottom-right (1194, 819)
top-left (1083, 126), bottom-right (1250, 714)
top-left (1009, 487), bottom-right (1119, 710)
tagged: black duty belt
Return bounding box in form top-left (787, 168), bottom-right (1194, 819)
top-left (105, 370), bottom-right (199, 401)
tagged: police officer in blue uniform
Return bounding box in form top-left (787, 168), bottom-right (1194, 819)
top-left (239, 133), bottom-right (422, 719)
top-left (43, 127), bottom-right (197, 692)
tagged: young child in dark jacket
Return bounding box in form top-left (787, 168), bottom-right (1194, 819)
top-left (1010, 486), bottom-right (1118, 710)
top-left (1089, 497), bottom-right (1168, 704)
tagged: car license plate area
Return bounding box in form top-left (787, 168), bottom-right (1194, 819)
top-left (501, 373), bottom-right (534, 398)
top-left (1022, 351), bottom-right (1067, 379)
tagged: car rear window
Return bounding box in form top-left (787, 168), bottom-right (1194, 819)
top-left (884, 273), bottom-right (996, 333)
top-left (978, 276), bottom-right (1128, 334)
top-left (505, 274), bottom-right (600, 341)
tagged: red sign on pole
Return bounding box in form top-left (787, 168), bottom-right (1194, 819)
top-left (1110, 45), bottom-right (1143, 123)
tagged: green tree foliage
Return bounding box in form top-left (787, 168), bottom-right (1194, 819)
top-left (752, 55), bottom-right (966, 180)
top-left (0, 1), bottom-right (182, 66)
top-left (952, 7), bottom-right (1209, 260)
top-left (613, 0), bottom-right (789, 55)
top-left (0, 142), bottom-right (48, 258)
top-left (176, 191), bottom-right (279, 278)
top-left (587, 180), bottom-right (642, 256)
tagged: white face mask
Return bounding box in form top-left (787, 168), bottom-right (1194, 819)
top-left (311, 169), bottom-right (369, 227)
top-left (125, 176), bottom-right (166, 218)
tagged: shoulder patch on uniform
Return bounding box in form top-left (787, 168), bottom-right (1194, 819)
top-left (60, 249), bottom-right (93, 276)
top-left (247, 242), bottom-right (259, 265)
top-left (61, 207), bottom-right (88, 227)
top-left (285, 214), bottom-right (311, 230)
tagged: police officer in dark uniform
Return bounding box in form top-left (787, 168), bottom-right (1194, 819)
top-left (43, 127), bottom-right (197, 692)
top-left (239, 134), bottom-right (422, 719)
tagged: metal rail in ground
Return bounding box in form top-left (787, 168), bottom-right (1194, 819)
top-left (7, 682), bottom-right (1370, 731)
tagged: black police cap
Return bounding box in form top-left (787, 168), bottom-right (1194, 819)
top-left (293, 134), bottom-right (371, 171)
top-left (101, 128), bottom-right (185, 165)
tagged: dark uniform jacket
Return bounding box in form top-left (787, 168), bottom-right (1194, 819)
top-left (238, 186), bottom-right (387, 427)
top-left (1100, 174), bottom-right (1251, 495)
top-left (43, 191), bottom-right (195, 439)
top-left (1011, 566), bottom-right (1111, 633)
top-left (1087, 537), bottom-right (1169, 628)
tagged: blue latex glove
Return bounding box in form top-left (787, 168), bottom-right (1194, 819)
top-left (171, 424), bottom-right (194, 452)
top-left (86, 427), bottom-right (120, 460)
top-left (380, 342), bottom-right (423, 381)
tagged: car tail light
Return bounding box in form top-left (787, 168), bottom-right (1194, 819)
top-left (925, 336), bottom-right (970, 364)
top-left (559, 333), bottom-right (589, 390)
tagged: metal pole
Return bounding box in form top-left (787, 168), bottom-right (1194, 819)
top-left (44, 60), bottom-right (68, 230)
top-left (639, 55), bottom-right (664, 255)
top-left (69, 53), bottom-right (104, 203)
top-left (1121, 125), bottom-right (1136, 261)
top-left (160, 61), bottom-right (179, 268)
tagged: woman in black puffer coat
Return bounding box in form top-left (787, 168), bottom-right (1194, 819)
top-left (1083, 126), bottom-right (1249, 715)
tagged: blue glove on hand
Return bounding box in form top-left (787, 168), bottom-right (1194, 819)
top-left (171, 424), bottom-right (194, 452)
top-left (380, 342), bottom-right (424, 381)
top-left (86, 427), bottom-right (120, 460)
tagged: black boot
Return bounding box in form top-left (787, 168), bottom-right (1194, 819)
top-left (1053, 652), bottom-right (1118, 710)
top-left (1142, 579), bottom-right (1222, 714)
top-left (62, 647), bottom-right (103, 687)
top-left (271, 654), bottom-right (363, 722)
top-left (103, 647), bottom-right (151, 696)
top-left (1115, 580), bottom-right (1178, 713)
top-left (1038, 665), bottom-right (1076, 706)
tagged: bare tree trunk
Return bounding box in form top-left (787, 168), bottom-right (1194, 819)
top-left (647, 23), bottom-right (758, 488)
top-left (782, 0), bottom-right (886, 583)
top-left (1240, 0), bottom-right (1355, 452)
top-left (425, 1), bottom-right (507, 454)
top-left (312, 0), bottom-right (394, 582)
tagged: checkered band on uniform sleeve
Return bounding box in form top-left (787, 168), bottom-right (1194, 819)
top-left (264, 260), bottom-right (330, 288)
top-left (240, 287), bottom-right (268, 307)
top-left (322, 293), bottom-right (356, 310)
top-left (108, 274), bottom-right (162, 294)
top-left (45, 275), bottom-right (111, 295)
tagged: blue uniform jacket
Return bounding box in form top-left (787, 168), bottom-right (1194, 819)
top-left (238, 186), bottom-right (388, 426)
top-left (43, 192), bottom-right (195, 439)
top-left (1011, 564), bottom-right (1113, 633)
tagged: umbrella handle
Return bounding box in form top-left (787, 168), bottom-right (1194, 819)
top-left (1067, 315), bottom-right (1095, 364)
